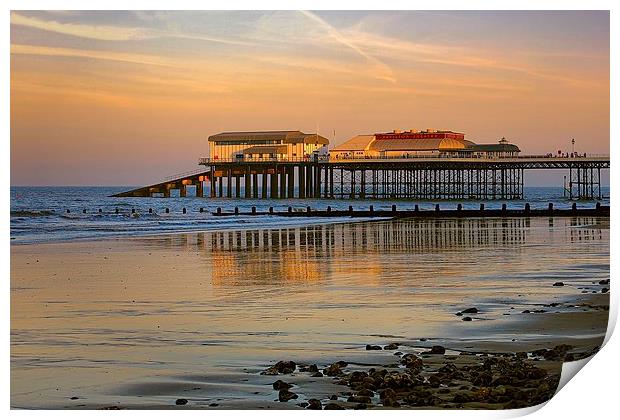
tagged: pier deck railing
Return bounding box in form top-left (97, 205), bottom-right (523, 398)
top-left (198, 155), bottom-right (609, 165)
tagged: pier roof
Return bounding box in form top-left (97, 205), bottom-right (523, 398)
top-left (471, 143), bottom-right (521, 152)
top-left (209, 130), bottom-right (329, 145)
top-left (332, 133), bottom-right (475, 152)
top-left (370, 137), bottom-right (475, 152)
top-left (331, 135), bottom-right (375, 151)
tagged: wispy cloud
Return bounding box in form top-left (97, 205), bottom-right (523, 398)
top-left (334, 28), bottom-right (606, 89)
top-left (11, 44), bottom-right (177, 67)
top-left (10, 12), bottom-right (253, 46)
top-left (11, 12), bottom-right (150, 41)
top-left (299, 11), bottom-right (396, 83)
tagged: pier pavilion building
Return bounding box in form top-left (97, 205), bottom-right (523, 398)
top-left (330, 129), bottom-right (520, 159)
top-left (208, 130), bottom-right (329, 161)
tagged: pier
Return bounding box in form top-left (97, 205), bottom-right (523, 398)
top-left (112, 155), bottom-right (609, 200)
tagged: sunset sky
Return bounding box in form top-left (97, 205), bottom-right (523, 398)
top-left (10, 10), bottom-right (609, 186)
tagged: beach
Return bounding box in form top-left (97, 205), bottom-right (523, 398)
top-left (10, 216), bottom-right (609, 409)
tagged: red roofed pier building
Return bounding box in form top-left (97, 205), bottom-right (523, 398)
top-left (330, 129), bottom-right (520, 159)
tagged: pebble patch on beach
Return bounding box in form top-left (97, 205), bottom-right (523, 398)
top-left (257, 343), bottom-right (587, 410)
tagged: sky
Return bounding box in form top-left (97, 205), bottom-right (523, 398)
top-left (10, 10), bottom-right (610, 186)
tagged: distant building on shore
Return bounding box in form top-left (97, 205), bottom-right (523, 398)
top-left (330, 129), bottom-right (520, 159)
top-left (208, 130), bottom-right (329, 160)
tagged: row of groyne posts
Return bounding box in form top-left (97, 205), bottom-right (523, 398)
top-left (67, 202), bottom-right (609, 218)
top-left (114, 160), bottom-right (607, 200)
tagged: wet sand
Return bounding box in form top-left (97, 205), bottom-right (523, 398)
top-left (96, 293), bottom-right (609, 410)
top-left (10, 217), bottom-right (609, 409)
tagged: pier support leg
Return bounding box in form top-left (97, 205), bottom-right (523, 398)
top-left (196, 181), bottom-right (203, 198)
top-left (313, 165), bottom-right (319, 198)
top-left (235, 176), bottom-right (241, 198)
top-left (227, 169), bottom-right (232, 198)
top-left (299, 166), bottom-right (306, 199)
top-left (252, 173), bottom-right (259, 198)
top-left (306, 166), bottom-right (312, 198)
top-left (261, 169), bottom-right (268, 199)
top-left (180, 185), bottom-right (187, 197)
top-left (360, 170), bottom-right (366, 198)
top-left (501, 168), bottom-right (506, 199)
top-left (280, 168), bottom-right (287, 198)
top-left (323, 166), bottom-right (328, 198)
top-left (287, 167), bottom-right (294, 198)
top-left (270, 171), bottom-right (279, 199)
top-left (245, 169), bottom-right (251, 198)
top-left (218, 177), bottom-right (223, 197)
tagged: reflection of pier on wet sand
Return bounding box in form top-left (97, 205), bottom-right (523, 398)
top-left (131, 217), bottom-right (606, 287)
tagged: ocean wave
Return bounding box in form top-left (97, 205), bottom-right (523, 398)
top-left (11, 210), bottom-right (56, 218)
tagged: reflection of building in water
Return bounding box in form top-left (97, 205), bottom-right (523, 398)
top-left (132, 217), bottom-right (605, 286)
top-left (194, 219), bottom-right (535, 285)
top-left (205, 228), bottom-right (328, 286)
top-left (200, 218), bottom-right (530, 255)
top-left (567, 218), bottom-right (606, 243)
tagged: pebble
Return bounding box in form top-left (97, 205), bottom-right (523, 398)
top-left (306, 399), bottom-right (322, 410)
top-left (300, 364), bottom-right (319, 373)
top-left (272, 380), bottom-right (292, 390)
top-left (383, 343), bottom-right (399, 350)
top-left (323, 363), bottom-right (343, 376)
top-left (426, 345), bottom-right (446, 355)
top-left (382, 397), bottom-right (400, 407)
top-left (380, 388), bottom-right (397, 400)
top-left (366, 344), bottom-right (382, 350)
top-left (401, 353), bottom-right (424, 370)
top-left (175, 398), bottom-right (188, 406)
top-left (553, 282), bottom-right (565, 287)
top-left (462, 307), bottom-right (479, 314)
top-left (278, 389), bottom-right (298, 402)
top-left (462, 316), bottom-right (473, 321)
top-left (324, 403), bottom-right (344, 410)
top-left (347, 395), bottom-right (371, 404)
top-left (261, 360), bottom-right (296, 375)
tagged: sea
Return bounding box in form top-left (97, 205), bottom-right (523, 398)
top-left (9, 186), bottom-right (610, 244)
